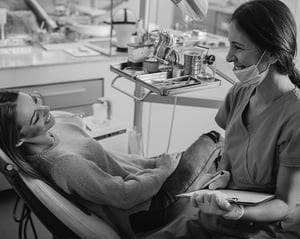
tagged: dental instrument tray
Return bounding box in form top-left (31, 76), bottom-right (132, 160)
top-left (110, 62), bottom-right (221, 97)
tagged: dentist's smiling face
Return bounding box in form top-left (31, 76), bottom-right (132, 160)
top-left (16, 92), bottom-right (55, 140)
top-left (226, 20), bottom-right (266, 73)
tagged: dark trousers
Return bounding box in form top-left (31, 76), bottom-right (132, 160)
top-left (130, 131), bottom-right (224, 233)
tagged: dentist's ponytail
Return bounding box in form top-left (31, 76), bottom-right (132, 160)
top-left (289, 65), bottom-right (300, 88)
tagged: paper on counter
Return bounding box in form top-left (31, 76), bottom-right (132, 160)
top-left (64, 46), bottom-right (101, 57)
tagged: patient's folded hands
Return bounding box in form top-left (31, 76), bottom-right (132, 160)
top-left (155, 152), bottom-right (182, 174)
top-left (190, 190), bottom-right (244, 220)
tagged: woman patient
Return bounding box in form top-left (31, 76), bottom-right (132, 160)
top-left (0, 90), bottom-right (223, 238)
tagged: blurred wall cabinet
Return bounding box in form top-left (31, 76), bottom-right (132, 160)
top-left (198, 9), bottom-right (231, 36)
top-left (173, 7), bottom-right (232, 37)
top-left (8, 79), bottom-right (104, 117)
top-left (188, 0), bottom-right (299, 37)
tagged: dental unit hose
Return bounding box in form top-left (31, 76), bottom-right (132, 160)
top-left (166, 96), bottom-right (178, 153)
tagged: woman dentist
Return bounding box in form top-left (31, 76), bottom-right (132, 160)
top-left (147, 0), bottom-right (300, 238)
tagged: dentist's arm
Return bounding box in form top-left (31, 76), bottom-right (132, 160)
top-left (191, 166), bottom-right (300, 222)
top-left (242, 166), bottom-right (300, 222)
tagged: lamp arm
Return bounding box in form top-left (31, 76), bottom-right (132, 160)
top-left (170, 0), bottom-right (208, 21)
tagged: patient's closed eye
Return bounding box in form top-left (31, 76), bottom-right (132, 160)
top-left (30, 94), bottom-right (43, 105)
top-left (31, 111), bottom-right (39, 125)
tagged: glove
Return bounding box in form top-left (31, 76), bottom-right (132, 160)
top-left (191, 190), bottom-right (244, 220)
top-left (208, 170), bottom-right (231, 190)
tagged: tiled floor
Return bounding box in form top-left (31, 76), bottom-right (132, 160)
top-left (0, 189), bottom-right (52, 239)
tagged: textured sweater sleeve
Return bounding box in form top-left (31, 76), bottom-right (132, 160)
top-left (51, 154), bottom-right (170, 210)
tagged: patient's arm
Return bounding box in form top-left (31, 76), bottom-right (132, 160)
top-left (104, 149), bottom-right (157, 169)
top-left (50, 154), bottom-right (178, 210)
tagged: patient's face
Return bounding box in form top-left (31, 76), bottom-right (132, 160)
top-left (16, 92), bottom-right (55, 140)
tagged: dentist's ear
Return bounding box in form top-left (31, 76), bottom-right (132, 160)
top-left (266, 52), bottom-right (278, 65)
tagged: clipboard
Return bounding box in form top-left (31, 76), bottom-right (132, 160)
top-left (176, 189), bottom-right (275, 206)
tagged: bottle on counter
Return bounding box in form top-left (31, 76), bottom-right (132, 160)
top-left (92, 98), bottom-right (112, 125)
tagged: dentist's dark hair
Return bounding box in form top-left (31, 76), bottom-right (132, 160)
top-left (0, 90), bottom-right (41, 178)
top-left (231, 0), bottom-right (300, 88)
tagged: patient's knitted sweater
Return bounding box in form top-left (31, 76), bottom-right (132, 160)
top-left (25, 122), bottom-right (173, 238)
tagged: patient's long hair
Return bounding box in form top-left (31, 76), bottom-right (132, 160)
top-left (0, 90), bottom-right (41, 178)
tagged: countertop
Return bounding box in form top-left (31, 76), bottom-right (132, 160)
top-left (0, 41), bottom-right (128, 89)
top-left (0, 42), bottom-right (126, 70)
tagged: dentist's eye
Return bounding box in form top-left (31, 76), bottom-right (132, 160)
top-left (233, 45), bottom-right (242, 50)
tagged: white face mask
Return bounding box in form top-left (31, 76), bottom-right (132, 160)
top-left (233, 50), bottom-right (269, 86)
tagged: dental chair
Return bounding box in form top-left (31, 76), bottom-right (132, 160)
top-left (0, 148), bottom-right (122, 239)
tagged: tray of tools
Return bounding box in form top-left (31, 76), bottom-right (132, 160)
top-left (110, 62), bottom-right (221, 96)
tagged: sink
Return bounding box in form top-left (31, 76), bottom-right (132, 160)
top-left (82, 38), bottom-right (119, 56)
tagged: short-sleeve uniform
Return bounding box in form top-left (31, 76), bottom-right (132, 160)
top-left (215, 83), bottom-right (300, 236)
top-left (215, 83), bottom-right (300, 192)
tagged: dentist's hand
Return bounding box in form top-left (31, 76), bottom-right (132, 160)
top-left (191, 190), bottom-right (244, 220)
top-left (208, 170), bottom-right (231, 190)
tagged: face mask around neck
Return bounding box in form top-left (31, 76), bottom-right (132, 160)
top-left (233, 50), bottom-right (269, 86)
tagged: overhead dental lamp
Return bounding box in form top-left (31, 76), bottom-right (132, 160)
top-left (139, 0), bottom-right (208, 32)
top-left (171, 0), bottom-right (208, 21)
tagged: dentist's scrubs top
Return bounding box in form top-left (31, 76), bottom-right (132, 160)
top-left (215, 82), bottom-right (300, 233)
top-left (215, 83), bottom-right (300, 192)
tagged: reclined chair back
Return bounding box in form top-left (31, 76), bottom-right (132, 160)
top-left (0, 149), bottom-right (121, 239)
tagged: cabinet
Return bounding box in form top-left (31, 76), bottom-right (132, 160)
top-left (8, 79), bottom-right (104, 116)
top-left (172, 4), bottom-right (235, 37)
top-left (214, 11), bottom-right (231, 36)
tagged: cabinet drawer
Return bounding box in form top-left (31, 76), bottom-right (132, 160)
top-left (10, 79), bottom-right (103, 110)
top-left (215, 12), bottom-right (230, 35)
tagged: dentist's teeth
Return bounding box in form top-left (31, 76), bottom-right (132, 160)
top-left (234, 66), bottom-right (243, 70)
top-left (46, 114), bottom-right (51, 123)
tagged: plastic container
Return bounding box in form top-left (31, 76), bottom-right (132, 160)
top-left (112, 8), bottom-right (136, 52)
top-left (127, 42), bottom-right (154, 63)
top-left (92, 98), bottom-right (112, 125)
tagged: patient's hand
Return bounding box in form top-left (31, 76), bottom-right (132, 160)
top-left (155, 153), bottom-right (181, 174)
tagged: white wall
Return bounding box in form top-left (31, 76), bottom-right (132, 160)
top-left (281, 0), bottom-right (300, 69)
